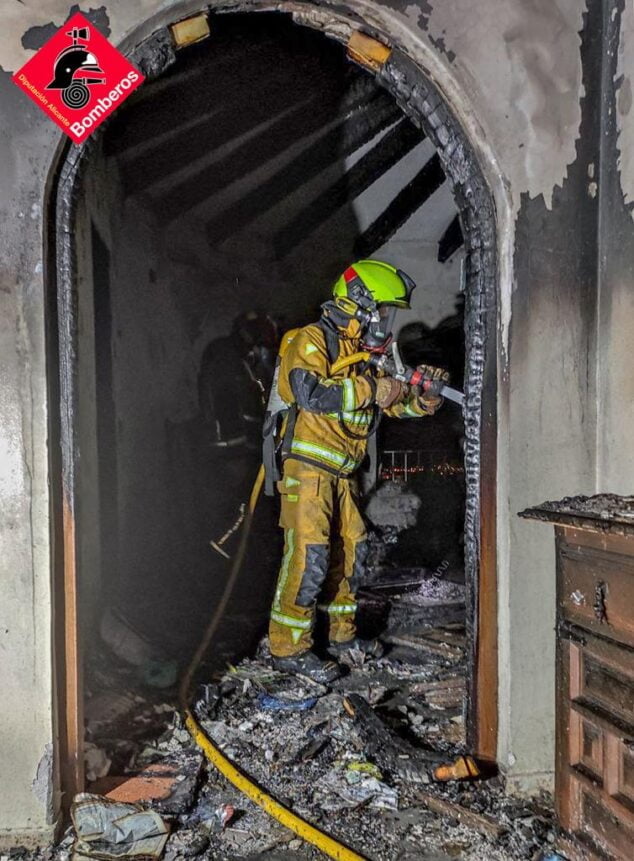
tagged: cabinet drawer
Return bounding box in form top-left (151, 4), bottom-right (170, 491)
top-left (560, 544), bottom-right (634, 648)
top-left (580, 653), bottom-right (634, 728)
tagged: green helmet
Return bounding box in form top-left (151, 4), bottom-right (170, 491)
top-left (332, 260), bottom-right (415, 309)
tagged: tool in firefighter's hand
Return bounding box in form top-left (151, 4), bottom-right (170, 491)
top-left (415, 363), bottom-right (450, 397)
top-left (369, 343), bottom-right (464, 407)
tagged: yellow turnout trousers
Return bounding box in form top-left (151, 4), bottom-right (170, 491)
top-left (269, 459), bottom-right (369, 657)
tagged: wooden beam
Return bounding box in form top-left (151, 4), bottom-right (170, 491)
top-left (155, 74), bottom-right (379, 224)
top-left (438, 214), bottom-right (464, 262)
top-left (473, 288), bottom-right (499, 763)
top-left (60, 494), bottom-right (84, 804)
top-left (274, 119), bottom-right (424, 257)
top-left (120, 62), bottom-right (374, 194)
top-left (354, 153), bottom-right (445, 257)
top-left (205, 93), bottom-right (401, 245)
top-left (170, 14), bottom-right (210, 49)
top-left (383, 631), bottom-right (463, 660)
top-left (347, 31), bottom-right (392, 71)
top-left (104, 40), bottom-right (275, 156)
top-left (123, 92), bottom-right (318, 197)
top-left (155, 100), bottom-right (332, 223)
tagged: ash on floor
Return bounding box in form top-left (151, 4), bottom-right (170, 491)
top-left (31, 646), bottom-right (554, 860)
top-left (178, 641), bottom-right (555, 860)
top-left (27, 577), bottom-right (556, 861)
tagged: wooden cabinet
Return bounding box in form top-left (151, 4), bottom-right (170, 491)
top-left (521, 496), bottom-right (634, 861)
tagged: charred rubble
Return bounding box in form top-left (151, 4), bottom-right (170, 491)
top-left (25, 571), bottom-right (557, 861)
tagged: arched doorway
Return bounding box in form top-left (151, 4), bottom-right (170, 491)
top-left (47, 3), bottom-right (498, 801)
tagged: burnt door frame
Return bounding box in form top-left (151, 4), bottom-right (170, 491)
top-left (46, 4), bottom-right (499, 803)
top-left (91, 224), bottom-right (119, 597)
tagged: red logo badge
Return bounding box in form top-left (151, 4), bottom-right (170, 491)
top-left (13, 12), bottom-right (144, 144)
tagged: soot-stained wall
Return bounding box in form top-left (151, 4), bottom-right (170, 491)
top-left (598, 0), bottom-right (634, 492)
top-left (502, 0), bottom-right (602, 790)
top-left (1, 0), bottom-right (631, 843)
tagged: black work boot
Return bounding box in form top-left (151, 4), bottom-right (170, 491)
top-left (328, 637), bottom-right (384, 660)
top-left (272, 650), bottom-right (342, 684)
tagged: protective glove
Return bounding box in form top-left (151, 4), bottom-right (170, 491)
top-left (375, 376), bottom-right (409, 409)
top-left (417, 364), bottom-right (450, 397)
top-left (415, 364), bottom-right (449, 411)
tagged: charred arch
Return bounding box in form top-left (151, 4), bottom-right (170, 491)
top-left (48, 6), bottom-right (498, 779)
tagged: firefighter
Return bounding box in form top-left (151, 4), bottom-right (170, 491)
top-left (199, 311), bottom-right (278, 451)
top-left (267, 261), bottom-right (449, 683)
top-left (199, 312), bottom-right (278, 557)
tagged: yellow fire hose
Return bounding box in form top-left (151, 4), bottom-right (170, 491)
top-left (179, 464), bottom-right (367, 861)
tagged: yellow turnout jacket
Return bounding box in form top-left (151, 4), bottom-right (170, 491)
top-left (278, 319), bottom-right (438, 477)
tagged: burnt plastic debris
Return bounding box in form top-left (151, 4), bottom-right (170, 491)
top-left (70, 793), bottom-right (170, 859)
top-left (257, 692), bottom-right (318, 711)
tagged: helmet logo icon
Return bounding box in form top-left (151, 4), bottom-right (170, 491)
top-left (46, 25), bottom-right (106, 110)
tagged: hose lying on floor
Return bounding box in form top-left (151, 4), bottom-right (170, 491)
top-left (179, 464), bottom-right (367, 861)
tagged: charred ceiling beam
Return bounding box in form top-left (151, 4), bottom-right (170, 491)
top-left (105, 37), bottom-right (298, 155)
top-left (104, 41), bottom-right (275, 156)
top-left (354, 153), bottom-right (446, 258)
top-left (204, 92), bottom-right (401, 245)
top-left (155, 76), bottom-right (376, 224)
top-left (438, 214), bottom-right (464, 262)
top-left (123, 87), bottom-right (315, 196)
top-left (155, 98), bottom-right (336, 223)
top-left (274, 118), bottom-right (424, 257)
top-left (118, 59), bottom-right (372, 193)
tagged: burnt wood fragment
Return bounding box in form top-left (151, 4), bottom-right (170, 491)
top-left (414, 791), bottom-right (507, 837)
top-left (343, 693), bottom-right (440, 783)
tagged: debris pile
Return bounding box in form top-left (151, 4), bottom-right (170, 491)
top-left (26, 574), bottom-right (556, 860)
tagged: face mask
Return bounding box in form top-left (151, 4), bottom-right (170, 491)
top-left (362, 305), bottom-right (398, 350)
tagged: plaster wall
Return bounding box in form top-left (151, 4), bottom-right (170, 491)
top-left (77, 153), bottom-right (206, 649)
top-left (0, 75), bottom-right (59, 845)
top-left (0, 0), bottom-right (618, 840)
top-left (597, 0), bottom-right (634, 493)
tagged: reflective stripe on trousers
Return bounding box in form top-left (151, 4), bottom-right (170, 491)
top-left (269, 459), bottom-right (367, 657)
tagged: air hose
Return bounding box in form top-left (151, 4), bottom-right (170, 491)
top-left (330, 352), bottom-right (371, 376)
top-left (179, 464), bottom-right (367, 861)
